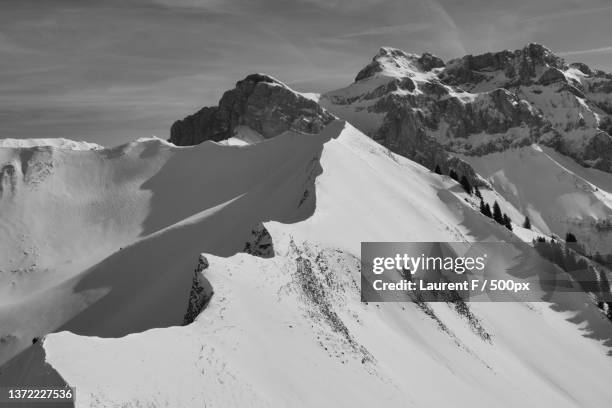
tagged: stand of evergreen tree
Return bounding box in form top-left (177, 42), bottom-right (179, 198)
top-left (532, 235), bottom-right (612, 320)
top-left (480, 199), bottom-right (492, 218)
top-left (478, 199), bottom-right (512, 230)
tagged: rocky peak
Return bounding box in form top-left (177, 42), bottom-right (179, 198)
top-left (169, 73), bottom-right (335, 146)
top-left (522, 43), bottom-right (564, 66)
top-left (323, 42), bottom-right (612, 173)
top-left (354, 47), bottom-right (443, 82)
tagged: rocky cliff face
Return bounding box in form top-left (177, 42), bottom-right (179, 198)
top-left (441, 43), bottom-right (566, 89)
top-left (169, 74), bottom-right (335, 146)
top-left (321, 43), bottom-right (612, 172)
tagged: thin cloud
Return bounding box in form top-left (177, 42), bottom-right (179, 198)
top-left (0, 33), bottom-right (32, 54)
top-left (341, 22), bottom-right (431, 38)
top-left (150, 0), bottom-right (232, 10)
top-left (421, 0), bottom-right (465, 56)
top-left (424, 0), bottom-right (458, 30)
top-left (296, 0), bottom-right (386, 12)
top-left (558, 46), bottom-right (612, 57)
top-left (521, 4), bottom-right (612, 23)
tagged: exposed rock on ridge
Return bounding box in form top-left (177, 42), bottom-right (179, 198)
top-left (169, 74), bottom-right (335, 146)
top-left (183, 255), bottom-right (213, 325)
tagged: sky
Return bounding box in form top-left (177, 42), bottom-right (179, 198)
top-left (1, 0), bottom-right (612, 146)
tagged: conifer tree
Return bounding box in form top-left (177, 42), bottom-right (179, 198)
top-left (434, 165), bottom-right (442, 175)
top-left (460, 175), bottom-right (472, 195)
top-left (449, 169), bottom-right (458, 181)
top-left (523, 216), bottom-right (531, 229)
top-left (492, 201), bottom-right (503, 224)
top-left (483, 203), bottom-right (492, 218)
top-left (565, 232), bottom-right (577, 243)
top-left (503, 213), bottom-right (512, 231)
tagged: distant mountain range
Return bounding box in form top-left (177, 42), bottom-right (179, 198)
top-left (170, 43), bottom-right (612, 256)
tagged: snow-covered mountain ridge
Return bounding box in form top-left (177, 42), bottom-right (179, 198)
top-left (2, 47), bottom-right (612, 407)
top-left (2, 121), bottom-right (612, 408)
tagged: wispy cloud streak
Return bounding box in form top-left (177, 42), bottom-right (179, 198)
top-left (558, 46), bottom-right (612, 57)
top-left (341, 22), bottom-right (431, 38)
top-left (521, 4), bottom-right (612, 23)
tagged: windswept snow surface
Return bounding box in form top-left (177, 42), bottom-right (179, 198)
top-left (1, 123), bottom-right (612, 407)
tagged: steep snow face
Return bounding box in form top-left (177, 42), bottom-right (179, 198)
top-left (3, 123), bottom-right (612, 407)
top-left (0, 139), bottom-right (171, 300)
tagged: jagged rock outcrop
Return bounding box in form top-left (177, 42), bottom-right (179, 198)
top-left (0, 164), bottom-right (17, 198)
top-left (183, 255), bottom-right (213, 325)
top-left (243, 224), bottom-right (274, 258)
top-left (321, 43), bottom-right (612, 173)
top-left (169, 74), bottom-right (335, 146)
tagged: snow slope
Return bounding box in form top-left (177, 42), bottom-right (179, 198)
top-left (2, 122), bottom-right (612, 407)
top-left (0, 137), bottom-right (171, 301)
top-left (0, 138), bottom-right (103, 150)
top-left (0, 127), bottom-right (329, 364)
top-left (460, 144), bottom-right (612, 254)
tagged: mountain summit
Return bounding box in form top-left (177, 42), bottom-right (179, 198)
top-left (354, 46), bottom-right (445, 82)
top-left (169, 73), bottom-right (334, 146)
